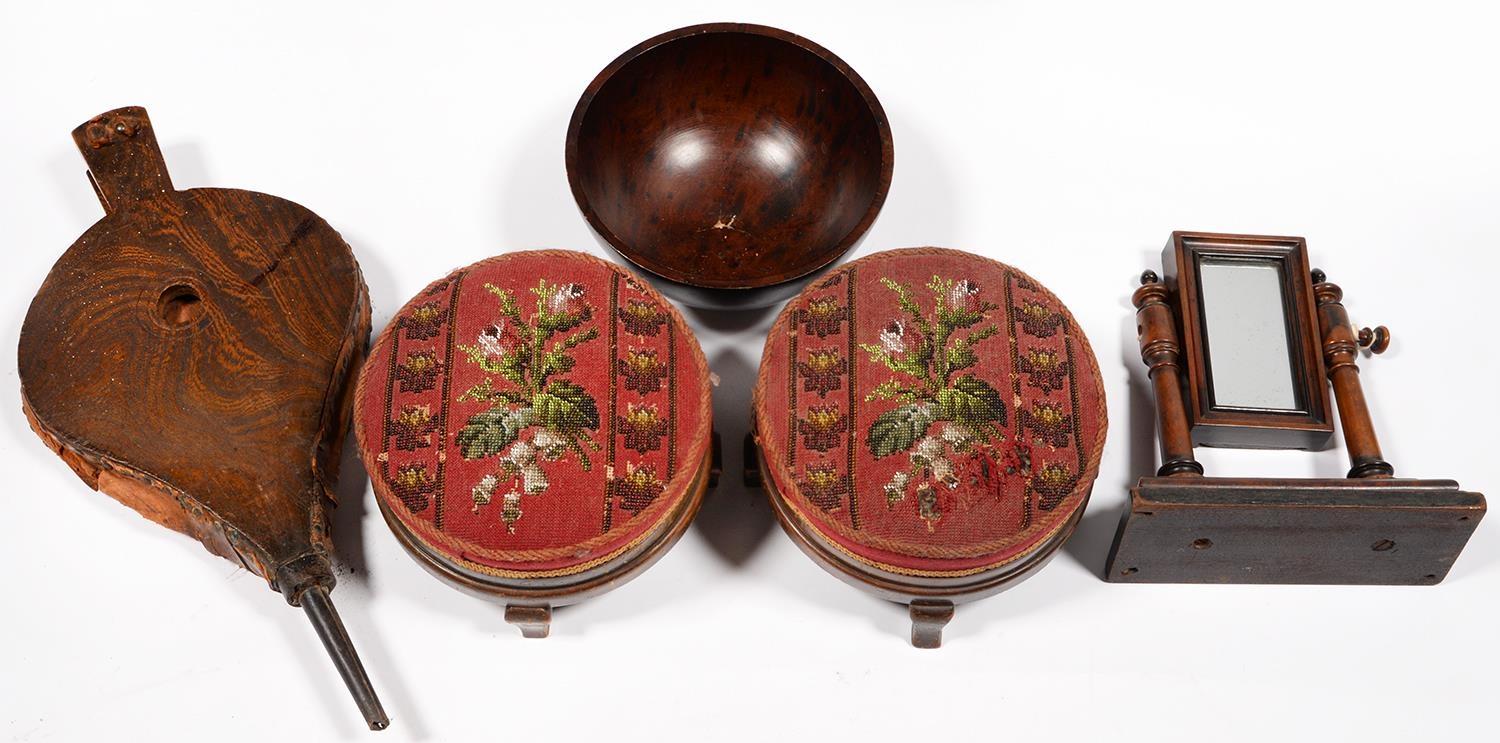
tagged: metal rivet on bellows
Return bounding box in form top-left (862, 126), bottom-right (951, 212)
top-left (1371, 539), bottom-right (1396, 552)
top-left (88, 119), bottom-right (138, 147)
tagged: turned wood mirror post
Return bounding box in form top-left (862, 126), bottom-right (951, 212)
top-left (1312, 270), bottom-right (1394, 479)
top-left (1133, 271), bottom-right (1203, 478)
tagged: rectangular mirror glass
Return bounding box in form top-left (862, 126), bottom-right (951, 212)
top-left (1197, 257), bottom-right (1299, 410)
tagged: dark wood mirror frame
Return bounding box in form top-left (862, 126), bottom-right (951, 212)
top-left (1105, 231), bottom-right (1485, 585)
top-left (1166, 232), bottom-right (1333, 450)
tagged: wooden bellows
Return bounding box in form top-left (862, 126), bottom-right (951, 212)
top-left (18, 107), bottom-right (387, 729)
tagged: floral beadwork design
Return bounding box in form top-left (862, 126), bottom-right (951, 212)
top-left (389, 463), bottom-right (436, 512)
top-left (456, 281), bottom-right (602, 533)
top-left (610, 463), bottom-right (665, 515)
top-left (764, 257), bottom-right (1100, 566)
top-left (860, 276), bottom-right (1023, 529)
top-left (400, 301), bottom-right (446, 340)
top-left (1030, 462), bottom-right (1076, 510)
top-left (802, 296), bottom-right (849, 338)
top-left (618, 403), bottom-right (670, 454)
top-left (618, 298), bottom-right (667, 336)
top-left (603, 284), bottom-right (678, 521)
top-left (394, 350), bottom-right (443, 394)
top-left (1016, 299), bottom-right (1064, 338)
top-left (1021, 401), bottom-right (1074, 448)
top-left (1017, 348), bottom-right (1069, 393)
top-left (797, 348), bottom-right (846, 397)
top-left (392, 404), bottom-right (438, 451)
top-left (799, 463), bottom-right (851, 512)
top-left (618, 348), bottom-right (667, 395)
top-left (798, 405), bottom-right (849, 452)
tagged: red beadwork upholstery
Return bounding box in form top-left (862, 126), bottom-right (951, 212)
top-left (754, 248), bottom-right (1106, 577)
top-left (355, 251), bottom-right (712, 579)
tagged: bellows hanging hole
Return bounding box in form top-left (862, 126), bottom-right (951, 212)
top-left (156, 284), bottom-right (204, 327)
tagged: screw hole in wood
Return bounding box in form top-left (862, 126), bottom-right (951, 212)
top-left (1371, 539), bottom-right (1396, 552)
top-left (1191, 538), bottom-right (1213, 550)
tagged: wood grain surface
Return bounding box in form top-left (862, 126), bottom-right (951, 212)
top-left (19, 106), bottom-right (370, 602)
top-left (567, 23), bottom-right (893, 291)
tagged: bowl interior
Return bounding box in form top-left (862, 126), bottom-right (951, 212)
top-left (570, 29), bottom-right (890, 289)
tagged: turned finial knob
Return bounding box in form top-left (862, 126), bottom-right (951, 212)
top-left (1310, 268), bottom-right (1327, 284)
top-left (1140, 269), bottom-right (1159, 285)
top-left (1358, 326), bottom-right (1391, 354)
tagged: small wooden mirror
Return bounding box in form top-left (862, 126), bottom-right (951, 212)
top-left (1106, 231), bottom-right (1485, 586)
top-left (1165, 233), bottom-right (1331, 449)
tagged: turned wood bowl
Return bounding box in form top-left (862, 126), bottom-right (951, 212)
top-left (567, 23), bottom-right (894, 309)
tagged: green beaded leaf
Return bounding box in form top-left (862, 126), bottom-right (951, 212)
top-left (935, 375), bottom-right (1007, 426)
top-left (532, 380), bottom-right (600, 433)
top-left (456, 406), bottom-right (534, 460)
top-left (867, 403), bottom-right (935, 459)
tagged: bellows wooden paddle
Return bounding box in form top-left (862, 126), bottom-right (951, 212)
top-left (19, 106), bottom-right (388, 730)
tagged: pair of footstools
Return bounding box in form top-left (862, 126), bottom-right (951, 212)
top-left (357, 247), bottom-right (1104, 648)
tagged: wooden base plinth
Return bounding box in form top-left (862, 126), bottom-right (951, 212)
top-left (1105, 477), bottom-right (1484, 585)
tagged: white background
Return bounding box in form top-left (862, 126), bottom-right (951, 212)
top-left (3, 1), bottom-right (1497, 741)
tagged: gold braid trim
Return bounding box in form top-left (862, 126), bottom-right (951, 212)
top-left (435, 513), bottom-right (667, 579)
top-left (776, 479), bottom-right (1077, 577)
